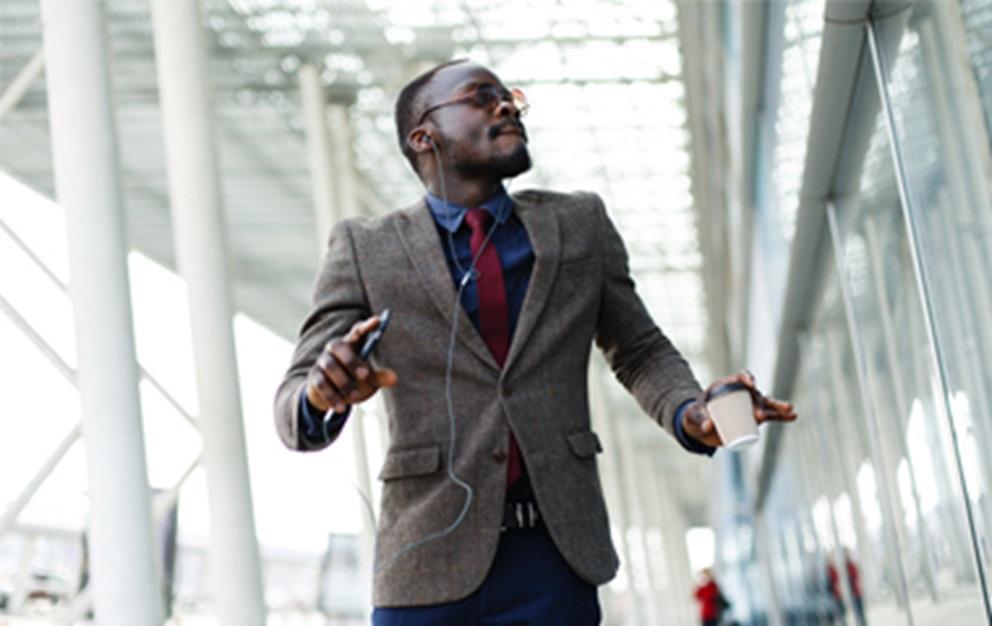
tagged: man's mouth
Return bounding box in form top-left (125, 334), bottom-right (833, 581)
top-left (489, 122), bottom-right (526, 141)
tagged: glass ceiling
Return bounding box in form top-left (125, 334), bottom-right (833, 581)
top-left (772, 0), bottom-right (827, 243)
top-left (0, 0), bottom-right (708, 372)
top-left (206, 0), bottom-right (709, 371)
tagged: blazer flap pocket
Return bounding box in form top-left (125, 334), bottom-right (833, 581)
top-left (567, 431), bottom-right (604, 458)
top-left (378, 445), bottom-right (441, 481)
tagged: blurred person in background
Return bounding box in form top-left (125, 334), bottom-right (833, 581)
top-left (694, 568), bottom-right (730, 626)
top-left (826, 559), bottom-right (845, 624)
top-left (845, 550), bottom-right (866, 626)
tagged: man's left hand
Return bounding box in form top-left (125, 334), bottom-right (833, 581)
top-left (681, 370), bottom-right (797, 448)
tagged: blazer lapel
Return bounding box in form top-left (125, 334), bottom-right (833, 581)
top-left (503, 193), bottom-right (561, 374)
top-left (394, 200), bottom-right (499, 371)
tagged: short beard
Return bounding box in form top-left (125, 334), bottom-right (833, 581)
top-left (454, 142), bottom-right (532, 180)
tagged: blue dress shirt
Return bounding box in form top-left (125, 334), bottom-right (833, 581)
top-left (299, 188), bottom-right (713, 456)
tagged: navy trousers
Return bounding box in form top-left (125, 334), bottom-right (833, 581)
top-left (371, 525), bottom-right (601, 625)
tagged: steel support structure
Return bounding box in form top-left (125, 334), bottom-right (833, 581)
top-left (149, 2), bottom-right (266, 623)
top-left (299, 62), bottom-right (377, 606)
top-left (40, 1), bottom-right (164, 623)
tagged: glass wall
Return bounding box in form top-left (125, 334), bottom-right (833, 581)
top-left (737, 0), bottom-right (992, 624)
top-left (831, 105), bottom-right (987, 623)
top-left (762, 266), bottom-right (916, 626)
top-left (875, 0), bottom-right (992, 594)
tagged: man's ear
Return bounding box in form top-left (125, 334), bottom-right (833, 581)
top-left (407, 127), bottom-right (435, 154)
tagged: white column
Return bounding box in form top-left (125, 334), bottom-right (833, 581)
top-left (588, 361), bottom-right (646, 626)
top-left (299, 63), bottom-right (337, 242)
top-left (611, 416), bottom-right (664, 625)
top-left (298, 64), bottom-right (377, 605)
top-left (327, 102), bottom-right (361, 217)
top-left (39, 1), bottom-right (164, 624)
top-left (149, 2), bottom-right (266, 624)
top-left (651, 454), bottom-right (697, 626)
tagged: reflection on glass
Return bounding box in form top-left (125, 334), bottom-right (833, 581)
top-left (770, 0), bottom-right (827, 242)
top-left (959, 0), bottom-right (992, 140)
top-left (834, 85), bottom-right (986, 622)
top-left (877, 0), bottom-right (992, 609)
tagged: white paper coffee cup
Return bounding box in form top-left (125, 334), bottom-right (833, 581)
top-left (705, 382), bottom-right (759, 450)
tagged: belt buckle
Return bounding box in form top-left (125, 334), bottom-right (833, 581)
top-left (501, 501), bottom-right (539, 532)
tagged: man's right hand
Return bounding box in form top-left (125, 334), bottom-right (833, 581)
top-left (306, 315), bottom-right (398, 414)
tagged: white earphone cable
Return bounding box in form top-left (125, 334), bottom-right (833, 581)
top-left (373, 138), bottom-right (507, 573)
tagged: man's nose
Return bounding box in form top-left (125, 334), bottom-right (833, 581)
top-left (494, 98), bottom-right (518, 117)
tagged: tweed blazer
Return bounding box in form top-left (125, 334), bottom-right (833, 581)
top-left (274, 189), bottom-right (702, 607)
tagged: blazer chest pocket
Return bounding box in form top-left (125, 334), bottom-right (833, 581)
top-left (378, 444), bottom-right (441, 481)
top-left (567, 431), bottom-right (604, 458)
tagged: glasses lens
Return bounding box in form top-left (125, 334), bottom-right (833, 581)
top-left (510, 88), bottom-right (528, 116)
top-left (474, 84), bottom-right (501, 109)
top-left (470, 85), bottom-right (528, 116)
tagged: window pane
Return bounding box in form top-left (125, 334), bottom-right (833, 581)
top-left (876, 0), bottom-right (992, 607)
top-left (834, 102), bottom-right (987, 623)
top-left (959, 0), bottom-right (992, 141)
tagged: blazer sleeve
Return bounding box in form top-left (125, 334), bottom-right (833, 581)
top-left (591, 194), bottom-right (703, 439)
top-left (273, 219), bottom-right (371, 451)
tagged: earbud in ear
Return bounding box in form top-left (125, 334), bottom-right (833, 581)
top-left (425, 134), bottom-right (435, 146)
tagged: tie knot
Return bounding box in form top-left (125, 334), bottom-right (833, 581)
top-left (464, 207), bottom-right (491, 233)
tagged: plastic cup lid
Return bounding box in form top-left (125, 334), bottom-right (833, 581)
top-left (705, 381), bottom-right (749, 402)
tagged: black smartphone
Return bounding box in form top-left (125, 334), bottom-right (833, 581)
top-left (359, 309), bottom-right (391, 361)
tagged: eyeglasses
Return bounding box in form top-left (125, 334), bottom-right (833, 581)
top-left (417, 83), bottom-right (528, 126)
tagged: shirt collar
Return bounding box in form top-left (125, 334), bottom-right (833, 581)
top-left (425, 186), bottom-right (513, 233)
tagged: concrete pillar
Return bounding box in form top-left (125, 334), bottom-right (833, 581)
top-left (651, 453), bottom-right (697, 626)
top-left (298, 63), bottom-right (376, 606)
top-left (298, 63), bottom-right (337, 242)
top-left (39, 1), bottom-right (164, 623)
top-left (588, 361), bottom-right (647, 626)
top-left (327, 103), bottom-right (361, 217)
top-left (611, 416), bottom-right (665, 625)
top-left (149, 2), bottom-right (265, 624)
top-left (752, 509), bottom-right (785, 626)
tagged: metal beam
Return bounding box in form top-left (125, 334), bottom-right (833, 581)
top-left (0, 422), bottom-right (81, 537)
top-left (0, 48), bottom-right (44, 121)
top-left (756, 0), bottom-right (878, 510)
top-left (1, 215), bottom-right (198, 426)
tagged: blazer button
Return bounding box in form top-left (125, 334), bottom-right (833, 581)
top-left (492, 449), bottom-right (507, 463)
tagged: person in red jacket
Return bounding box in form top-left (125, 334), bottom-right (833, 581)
top-left (826, 560), bottom-right (845, 623)
top-left (694, 568), bottom-right (729, 626)
top-left (845, 551), bottom-right (866, 626)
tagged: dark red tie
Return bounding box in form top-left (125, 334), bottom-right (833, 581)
top-left (464, 207), bottom-right (523, 486)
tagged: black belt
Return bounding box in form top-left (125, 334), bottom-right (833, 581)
top-left (501, 500), bottom-right (541, 532)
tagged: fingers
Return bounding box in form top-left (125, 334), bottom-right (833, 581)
top-left (306, 358), bottom-right (346, 414)
top-left (344, 315), bottom-right (381, 343)
top-left (754, 396), bottom-right (797, 424)
top-left (307, 315), bottom-right (396, 413)
top-left (706, 370), bottom-right (759, 401)
top-left (681, 400), bottom-right (722, 447)
top-left (371, 367), bottom-right (399, 388)
top-left (328, 338), bottom-right (374, 397)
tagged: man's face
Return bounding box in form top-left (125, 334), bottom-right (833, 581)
top-left (419, 63), bottom-right (531, 179)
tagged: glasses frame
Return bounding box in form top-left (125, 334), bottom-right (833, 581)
top-left (416, 84), bottom-right (528, 127)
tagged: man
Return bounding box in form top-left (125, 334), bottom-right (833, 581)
top-left (274, 59), bottom-right (797, 625)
